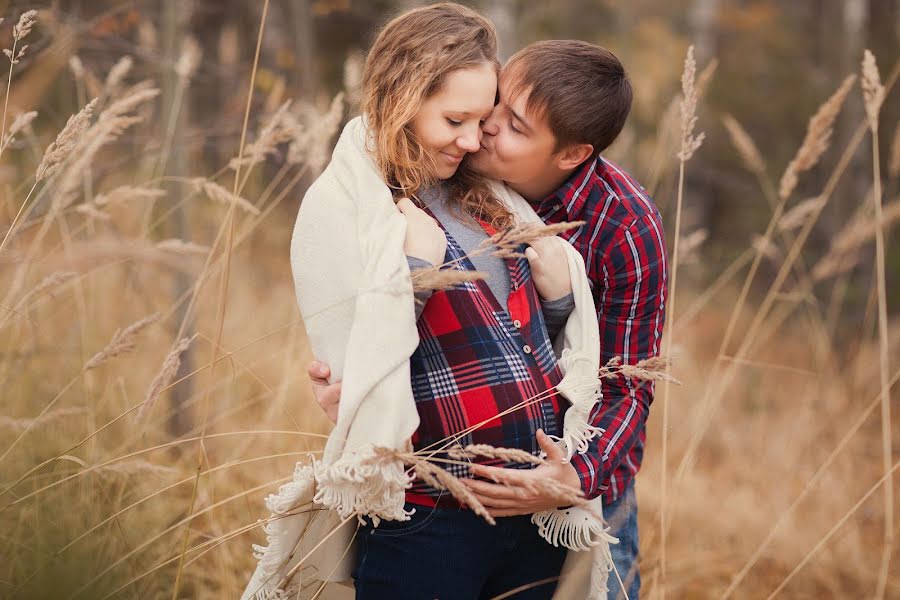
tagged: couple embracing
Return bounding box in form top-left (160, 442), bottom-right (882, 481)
top-left (243, 3), bottom-right (667, 599)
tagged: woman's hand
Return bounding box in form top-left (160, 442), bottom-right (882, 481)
top-left (397, 197), bottom-right (447, 267)
top-left (525, 237), bottom-right (572, 302)
top-left (308, 360), bottom-right (341, 425)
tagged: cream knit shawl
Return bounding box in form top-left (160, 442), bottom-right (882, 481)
top-left (241, 116), bottom-right (616, 600)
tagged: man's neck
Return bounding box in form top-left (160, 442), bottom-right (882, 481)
top-left (507, 168), bottom-right (578, 206)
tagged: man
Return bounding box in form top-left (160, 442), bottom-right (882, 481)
top-left (308, 40), bottom-right (667, 599)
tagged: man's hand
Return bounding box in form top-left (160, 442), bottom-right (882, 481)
top-left (308, 360), bottom-right (341, 424)
top-left (525, 237), bottom-right (572, 302)
top-left (461, 429), bottom-right (584, 517)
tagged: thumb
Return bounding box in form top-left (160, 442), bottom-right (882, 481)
top-left (525, 246), bottom-right (540, 266)
top-left (396, 197), bottom-right (414, 214)
top-left (537, 429), bottom-right (564, 462)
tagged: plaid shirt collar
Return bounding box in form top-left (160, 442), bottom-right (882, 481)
top-left (535, 156), bottom-right (600, 223)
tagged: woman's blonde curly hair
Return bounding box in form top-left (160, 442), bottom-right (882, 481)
top-left (361, 2), bottom-right (513, 229)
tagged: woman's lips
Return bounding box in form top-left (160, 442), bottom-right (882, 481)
top-left (440, 151), bottom-right (464, 164)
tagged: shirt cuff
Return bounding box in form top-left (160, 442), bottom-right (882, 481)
top-left (541, 292), bottom-right (575, 339)
top-left (568, 452), bottom-right (608, 501)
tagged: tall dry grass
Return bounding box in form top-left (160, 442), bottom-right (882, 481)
top-left (0, 6), bottom-right (898, 600)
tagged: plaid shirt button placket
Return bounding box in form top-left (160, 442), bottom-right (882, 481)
top-left (405, 216), bottom-right (567, 507)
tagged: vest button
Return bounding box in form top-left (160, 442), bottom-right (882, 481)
top-left (513, 319), bottom-right (522, 328)
top-left (523, 345), bottom-right (532, 354)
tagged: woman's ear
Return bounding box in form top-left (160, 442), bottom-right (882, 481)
top-left (555, 143), bottom-right (595, 171)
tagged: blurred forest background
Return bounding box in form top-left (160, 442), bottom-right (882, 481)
top-left (0, 0), bottom-right (897, 599)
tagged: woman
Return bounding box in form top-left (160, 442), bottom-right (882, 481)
top-left (244, 4), bottom-right (612, 599)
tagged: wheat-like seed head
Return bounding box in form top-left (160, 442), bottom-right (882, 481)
top-left (155, 239), bottom-right (210, 255)
top-left (229, 101), bottom-right (295, 170)
top-left (104, 56), bottom-right (133, 97)
top-left (93, 185), bottom-right (166, 207)
top-left (36, 98), bottom-right (98, 182)
top-left (175, 36), bottom-right (202, 83)
top-left (679, 229), bottom-right (709, 264)
top-left (192, 179), bottom-right (261, 215)
top-left (778, 75), bottom-right (856, 200)
top-left (410, 267), bottom-right (486, 294)
top-left (861, 49), bottom-right (884, 132)
top-left (137, 336), bottom-right (195, 422)
top-left (678, 45), bottom-right (706, 162)
top-left (12, 10), bottom-right (37, 41)
top-left (722, 114), bottom-right (765, 174)
top-left (446, 444), bottom-right (545, 466)
top-left (777, 196), bottom-right (826, 231)
top-left (84, 313), bottom-right (161, 370)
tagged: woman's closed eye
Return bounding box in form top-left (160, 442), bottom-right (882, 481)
top-left (446, 118), bottom-right (463, 126)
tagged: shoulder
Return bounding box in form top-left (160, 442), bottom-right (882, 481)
top-left (588, 158), bottom-right (660, 226)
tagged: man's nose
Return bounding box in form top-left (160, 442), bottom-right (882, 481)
top-left (481, 113), bottom-right (499, 136)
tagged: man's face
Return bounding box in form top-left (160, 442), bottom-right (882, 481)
top-left (468, 71), bottom-right (560, 194)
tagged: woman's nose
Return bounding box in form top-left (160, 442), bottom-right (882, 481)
top-left (456, 126), bottom-right (481, 152)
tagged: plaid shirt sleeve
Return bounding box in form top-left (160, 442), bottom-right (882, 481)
top-left (568, 212), bottom-right (668, 500)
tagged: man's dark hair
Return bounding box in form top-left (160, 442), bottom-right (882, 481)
top-left (505, 40), bottom-right (632, 154)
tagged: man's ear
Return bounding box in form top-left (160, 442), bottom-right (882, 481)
top-left (555, 143), bottom-right (594, 171)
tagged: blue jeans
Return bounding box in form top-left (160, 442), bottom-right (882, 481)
top-left (353, 501), bottom-right (568, 599)
top-left (605, 482), bottom-right (640, 600)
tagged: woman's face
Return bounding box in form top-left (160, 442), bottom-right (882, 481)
top-left (411, 63), bottom-right (497, 180)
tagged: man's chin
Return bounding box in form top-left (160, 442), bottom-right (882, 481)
top-left (468, 153), bottom-right (496, 178)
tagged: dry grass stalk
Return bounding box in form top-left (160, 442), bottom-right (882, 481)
top-left (410, 267), bottom-right (486, 294)
top-left (751, 234), bottom-right (781, 262)
top-left (191, 179), bottom-right (260, 215)
top-left (778, 75), bottom-right (856, 200)
top-left (861, 50), bottom-right (885, 131)
top-left (0, 407), bottom-right (88, 432)
top-left (175, 36), bottom-right (202, 83)
top-left (3, 10), bottom-right (37, 65)
top-left (777, 196), bottom-right (826, 231)
top-left (600, 356), bottom-right (680, 384)
top-left (484, 221), bottom-right (585, 259)
top-left (36, 98), bottom-right (98, 182)
top-left (889, 122), bottom-right (900, 180)
top-left (84, 313), bottom-right (161, 370)
top-left (722, 114), bottom-right (765, 174)
top-left (861, 49), bottom-right (893, 600)
top-left (96, 459), bottom-right (182, 479)
top-left (136, 336), bottom-right (195, 422)
top-left (13, 270), bottom-right (77, 309)
top-left (678, 45), bottom-right (706, 162)
top-left (833, 200), bottom-right (900, 254)
top-left (155, 239), bottom-right (210, 255)
top-left (74, 203), bottom-right (110, 221)
top-left (446, 444), bottom-right (545, 466)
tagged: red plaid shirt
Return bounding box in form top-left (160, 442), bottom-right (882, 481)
top-left (406, 216), bottom-right (566, 506)
top-left (536, 156), bottom-right (668, 504)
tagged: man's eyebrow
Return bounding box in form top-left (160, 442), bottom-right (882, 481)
top-left (509, 106), bottom-right (532, 132)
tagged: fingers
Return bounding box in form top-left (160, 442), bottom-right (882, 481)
top-left (396, 197), bottom-right (416, 213)
top-left (463, 477), bottom-right (527, 500)
top-left (536, 429), bottom-right (564, 461)
top-left (308, 360), bottom-right (330, 384)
